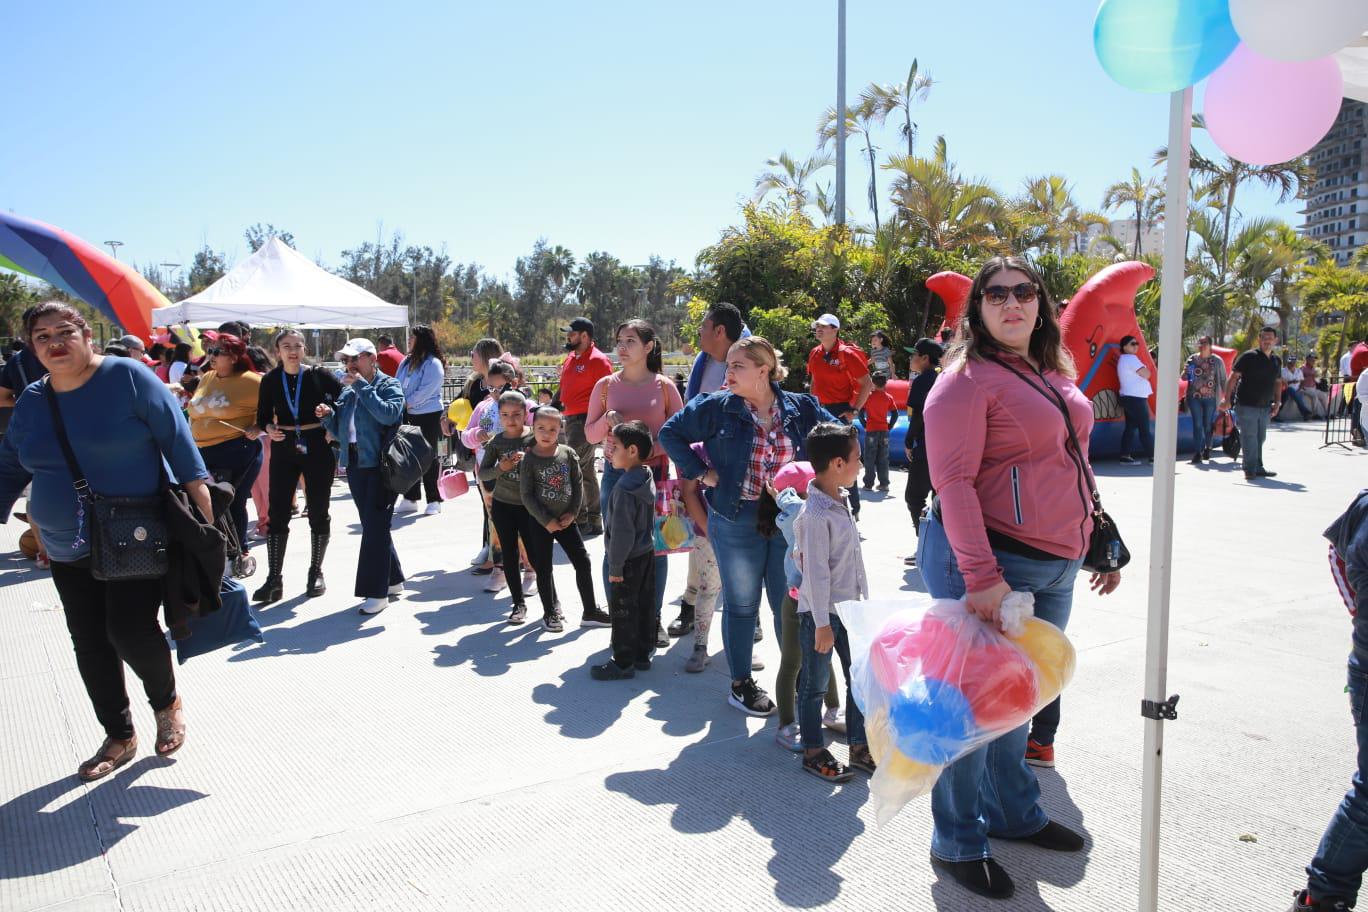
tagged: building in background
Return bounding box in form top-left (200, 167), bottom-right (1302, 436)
top-left (1074, 219), bottom-right (1165, 259)
top-left (1301, 99), bottom-right (1368, 266)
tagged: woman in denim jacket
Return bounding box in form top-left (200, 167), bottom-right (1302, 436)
top-left (659, 337), bottom-right (833, 717)
top-left (318, 338), bottom-right (407, 617)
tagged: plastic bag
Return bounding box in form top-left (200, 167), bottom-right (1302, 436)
top-left (842, 594), bottom-right (1076, 827)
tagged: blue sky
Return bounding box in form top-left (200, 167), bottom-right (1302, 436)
top-left (3, 0), bottom-right (1305, 285)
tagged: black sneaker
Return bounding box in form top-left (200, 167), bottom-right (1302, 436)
top-left (930, 854), bottom-right (1015, 900)
top-left (508, 603), bottom-right (528, 625)
top-left (728, 678), bottom-right (776, 717)
top-left (1257, 467), bottom-right (1278, 478)
top-left (667, 602), bottom-right (695, 637)
top-left (633, 658), bottom-right (651, 671)
top-left (542, 609), bottom-right (564, 633)
top-left (590, 660), bottom-right (634, 680)
top-left (580, 606), bottom-right (612, 628)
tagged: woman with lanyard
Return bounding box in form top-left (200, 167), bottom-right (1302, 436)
top-left (0, 302), bottom-right (210, 780)
top-left (918, 256), bottom-right (1121, 899)
top-left (187, 333), bottom-right (263, 567)
top-left (659, 337), bottom-right (834, 717)
top-left (394, 325), bottom-right (447, 516)
top-left (253, 328), bottom-right (343, 604)
top-left (585, 320), bottom-right (684, 646)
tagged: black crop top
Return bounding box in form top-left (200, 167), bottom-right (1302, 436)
top-left (256, 366), bottom-right (345, 430)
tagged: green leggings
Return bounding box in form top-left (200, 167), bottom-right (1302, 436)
top-left (776, 594), bottom-right (840, 727)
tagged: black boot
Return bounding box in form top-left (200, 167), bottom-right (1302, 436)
top-left (306, 533), bottom-right (329, 597)
top-left (668, 601), bottom-right (695, 637)
top-left (252, 531), bottom-right (287, 603)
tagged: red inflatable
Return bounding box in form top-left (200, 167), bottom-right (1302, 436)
top-left (1059, 261), bottom-right (1158, 412)
top-left (928, 271), bottom-right (972, 336)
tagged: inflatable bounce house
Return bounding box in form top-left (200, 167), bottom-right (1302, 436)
top-left (881, 261), bottom-right (1201, 465)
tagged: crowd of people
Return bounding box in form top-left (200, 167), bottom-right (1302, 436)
top-left (2, 262), bottom-right (1368, 906)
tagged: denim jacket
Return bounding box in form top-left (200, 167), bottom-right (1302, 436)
top-left (658, 384), bottom-right (833, 521)
top-left (323, 372), bottom-right (406, 468)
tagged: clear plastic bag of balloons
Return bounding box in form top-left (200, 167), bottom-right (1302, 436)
top-left (843, 593), bottom-right (1076, 827)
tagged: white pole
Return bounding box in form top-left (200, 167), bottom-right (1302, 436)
top-left (835, 0), bottom-right (847, 225)
top-left (1138, 85), bottom-right (1192, 912)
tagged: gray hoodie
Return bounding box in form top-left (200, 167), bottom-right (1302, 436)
top-left (605, 464), bottom-right (655, 577)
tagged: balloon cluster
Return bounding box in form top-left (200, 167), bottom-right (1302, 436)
top-left (1094, 0), bottom-right (1368, 165)
top-left (860, 609), bottom-right (1076, 793)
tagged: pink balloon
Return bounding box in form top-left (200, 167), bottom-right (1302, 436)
top-left (1204, 43), bottom-right (1344, 166)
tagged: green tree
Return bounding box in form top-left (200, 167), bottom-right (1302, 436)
top-left (187, 245), bottom-right (227, 294)
top-left (884, 139), bottom-right (1002, 253)
top-left (1101, 167), bottom-right (1164, 257)
top-left (819, 97), bottom-right (884, 231)
top-left (861, 59), bottom-right (934, 159)
top-left (244, 223), bottom-right (295, 252)
top-left (1299, 260), bottom-right (1368, 366)
top-left (753, 151), bottom-right (834, 215)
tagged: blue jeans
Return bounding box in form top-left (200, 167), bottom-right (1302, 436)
top-left (863, 430), bottom-right (890, 487)
top-left (916, 512), bottom-right (1083, 862)
top-left (1120, 395), bottom-right (1152, 459)
top-left (599, 465), bottom-right (668, 629)
top-left (708, 499), bottom-right (787, 681)
top-left (1234, 404), bottom-right (1271, 473)
top-left (346, 465), bottom-right (404, 599)
top-left (1307, 651), bottom-right (1368, 903)
top-left (798, 612), bottom-right (865, 749)
top-left (1188, 396), bottom-right (1218, 453)
top-left (1279, 386), bottom-right (1312, 420)
top-left (199, 436), bottom-right (264, 553)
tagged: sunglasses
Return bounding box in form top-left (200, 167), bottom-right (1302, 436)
top-left (982, 283), bottom-right (1039, 306)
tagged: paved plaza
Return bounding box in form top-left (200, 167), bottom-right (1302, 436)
top-left (1, 419), bottom-right (1364, 911)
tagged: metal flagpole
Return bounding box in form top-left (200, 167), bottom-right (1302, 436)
top-left (835, 0), bottom-right (846, 225)
top-left (1138, 85), bottom-right (1192, 912)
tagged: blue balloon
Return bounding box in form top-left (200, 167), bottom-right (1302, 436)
top-left (1094, 0), bottom-right (1240, 94)
top-left (888, 677), bottom-right (978, 766)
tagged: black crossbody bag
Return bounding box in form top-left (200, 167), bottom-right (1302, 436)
top-left (985, 355), bottom-right (1130, 574)
top-left (44, 380), bottom-right (170, 581)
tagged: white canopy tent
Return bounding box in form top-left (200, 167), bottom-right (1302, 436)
top-left (150, 237), bottom-right (408, 329)
top-left (1138, 29), bottom-right (1368, 912)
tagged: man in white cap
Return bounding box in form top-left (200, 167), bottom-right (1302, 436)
top-left (806, 313), bottom-right (872, 518)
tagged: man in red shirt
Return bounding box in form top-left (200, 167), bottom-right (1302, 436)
top-left (375, 334), bottom-right (404, 377)
top-left (860, 372), bottom-right (898, 491)
top-left (807, 313), bottom-right (873, 517)
top-left (558, 317), bottom-right (614, 535)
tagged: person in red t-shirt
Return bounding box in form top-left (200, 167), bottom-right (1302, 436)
top-left (557, 317), bottom-right (615, 534)
top-left (375, 335), bottom-right (404, 377)
top-left (807, 313), bottom-right (873, 516)
top-left (860, 372), bottom-right (898, 491)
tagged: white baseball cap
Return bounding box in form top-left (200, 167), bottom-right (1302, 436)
top-left (336, 338), bottom-right (377, 358)
top-left (813, 313), bottom-right (841, 330)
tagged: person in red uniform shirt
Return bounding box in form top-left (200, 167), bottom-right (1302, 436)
top-left (860, 371), bottom-right (898, 491)
top-left (375, 335), bottom-right (405, 377)
top-left (807, 313), bottom-right (873, 517)
top-left (557, 317), bottom-right (615, 535)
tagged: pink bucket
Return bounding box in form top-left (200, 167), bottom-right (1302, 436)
top-left (437, 470), bottom-right (469, 500)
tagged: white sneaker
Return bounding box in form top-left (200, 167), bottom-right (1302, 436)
top-left (395, 498), bottom-right (419, 515)
top-left (424, 501), bottom-right (442, 515)
top-left (470, 545), bottom-right (489, 567)
top-left (521, 570), bottom-right (538, 596)
top-left (483, 568), bottom-right (506, 593)
top-left (358, 597), bottom-right (387, 615)
top-left (822, 706), bottom-right (847, 734)
top-left (388, 582), bottom-right (404, 601)
top-left (775, 723), bottom-right (803, 752)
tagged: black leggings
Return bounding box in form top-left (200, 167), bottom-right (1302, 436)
top-left (267, 434), bottom-right (335, 534)
top-left (904, 439), bottom-right (933, 532)
top-left (524, 520), bottom-right (597, 615)
top-left (489, 498), bottom-right (532, 605)
top-left (403, 409), bottom-right (443, 503)
top-left (50, 560), bottom-right (176, 741)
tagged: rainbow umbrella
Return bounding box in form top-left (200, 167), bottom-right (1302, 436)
top-left (0, 212), bottom-right (169, 340)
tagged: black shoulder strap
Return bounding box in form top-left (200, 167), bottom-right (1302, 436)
top-left (43, 379), bottom-right (90, 498)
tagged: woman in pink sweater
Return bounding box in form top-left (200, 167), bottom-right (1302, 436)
top-left (585, 319), bottom-right (684, 645)
top-left (917, 256), bottom-right (1122, 900)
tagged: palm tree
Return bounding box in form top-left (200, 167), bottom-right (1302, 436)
top-left (1101, 167), bottom-right (1165, 257)
top-left (1299, 259), bottom-right (1368, 366)
top-left (753, 151), bottom-right (834, 215)
top-left (819, 98), bottom-right (884, 231)
top-left (1188, 213), bottom-right (1285, 340)
top-left (1016, 175), bottom-right (1104, 255)
top-left (884, 139), bottom-right (1002, 252)
top-left (861, 59), bottom-right (934, 159)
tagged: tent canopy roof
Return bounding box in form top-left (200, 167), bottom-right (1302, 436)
top-left (150, 238), bottom-right (408, 329)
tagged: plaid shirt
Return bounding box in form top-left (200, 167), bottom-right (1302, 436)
top-left (740, 397), bottom-right (795, 501)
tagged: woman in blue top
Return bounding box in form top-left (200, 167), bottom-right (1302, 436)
top-left (394, 325), bottom-right (446, 516)
top-left (0, 302), bottom-right (211, 782)
top-left (659, 336), bottom-right (834, 717)
top-left (318, 338), bottom-right (407, 616)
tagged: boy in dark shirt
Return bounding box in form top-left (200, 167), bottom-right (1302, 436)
top-left (591, 420), bottom-right (657, 680)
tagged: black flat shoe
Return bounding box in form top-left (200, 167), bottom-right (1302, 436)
top-left (990, 820), bottom-right (1085, 852)
top-left (930, 854), bottom-right (1014, 899)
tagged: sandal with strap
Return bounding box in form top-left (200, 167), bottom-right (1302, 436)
top-left (78, 735), bottom-right (137, 782)
top-left (154, 696), bottom-right (186, 757)
top-left (848, 746), bottom-right (877, 775)
top-left (802, 748), bottom-right (853, 783)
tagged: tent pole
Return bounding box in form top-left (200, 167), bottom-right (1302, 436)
top-left (1139, 86), bottom-right (1191, 912)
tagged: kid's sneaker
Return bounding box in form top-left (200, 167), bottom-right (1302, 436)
top-left (508, 602), bottom-right (528, 625)
top-left (542, 609), bottom-right (564, 633)
top-left (729, 678), bottom-right (776, 717)
top-left (1025, 738), bottom-right (1055, 768)
top-left (775, 723), bottom-right (803, 752)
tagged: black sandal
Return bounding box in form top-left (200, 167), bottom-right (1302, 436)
top-left (848, 746), bottom-right (877, 774)
top-left (802, 748), bottom-right (853, 782)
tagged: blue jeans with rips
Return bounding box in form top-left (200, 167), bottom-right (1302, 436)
top-left (916, 512), bottom-right (1083, 862)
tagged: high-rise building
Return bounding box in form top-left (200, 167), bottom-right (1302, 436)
top-left (1301, 99), bottom-right (1368, 265)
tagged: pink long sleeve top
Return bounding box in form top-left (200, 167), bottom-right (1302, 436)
top-left (585, 373), bottom-right (684, 461)
top-left (923, 352), bottom-right (1096, 594)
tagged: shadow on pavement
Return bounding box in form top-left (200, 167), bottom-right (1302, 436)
top-left (433, 620), bottom-right (591, 676)
top-left (228, 606), bottom-right (383, 660)
top-left (0, 758), bottom-right (206, 879)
